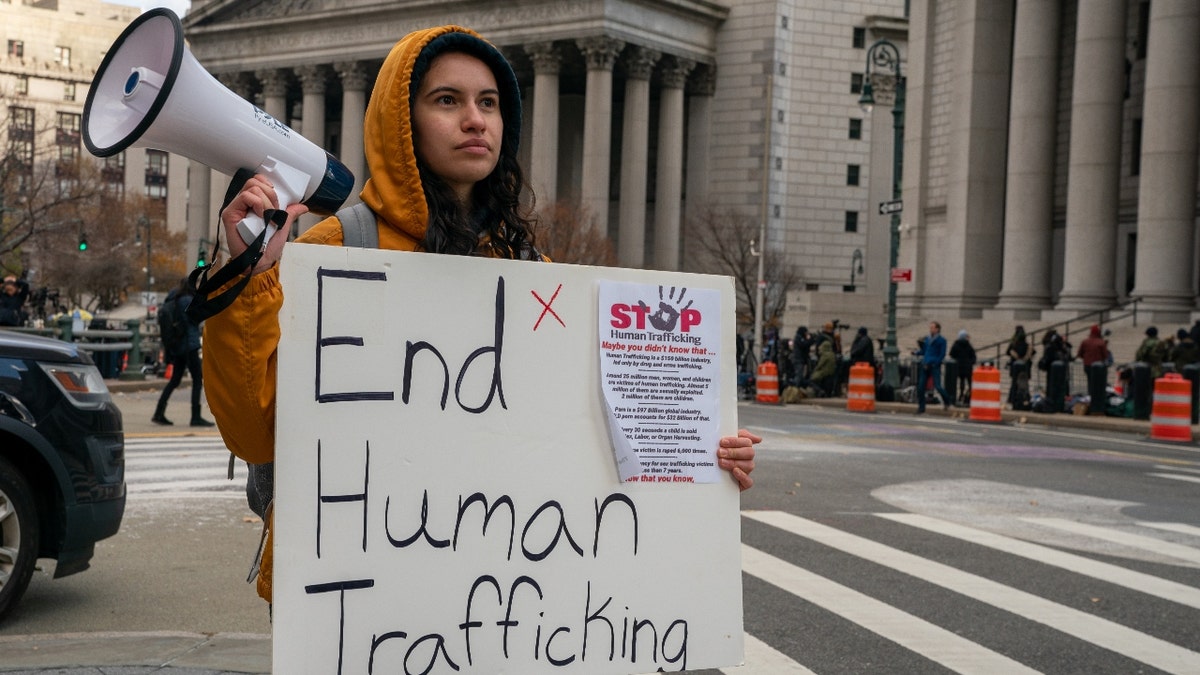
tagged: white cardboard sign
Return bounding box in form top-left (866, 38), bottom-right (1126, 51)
top-left (273, 243), bottom-right (743, 674)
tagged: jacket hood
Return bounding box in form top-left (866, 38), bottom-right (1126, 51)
top-left (358, 25), bottom-right (521, 248)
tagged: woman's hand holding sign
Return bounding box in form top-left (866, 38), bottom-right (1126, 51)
top-left (719, 429), bottom-right (760, 491)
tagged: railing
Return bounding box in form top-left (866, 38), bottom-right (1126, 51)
top-left (4, 315), bottom-right (159, 380)
top-left (973, 298), bottom-right (1141, 368)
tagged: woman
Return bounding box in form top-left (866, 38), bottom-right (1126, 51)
top-left (202, 26), bottom-right (759, 602)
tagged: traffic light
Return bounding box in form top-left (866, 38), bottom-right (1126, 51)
top-left (196, 243), bottom-right (207, 268)
top-left (77, 234), bottom-right (88, 251)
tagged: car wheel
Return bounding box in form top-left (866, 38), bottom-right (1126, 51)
top-left (0, 455), bottom-right (38, 623)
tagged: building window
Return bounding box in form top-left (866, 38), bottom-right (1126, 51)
top-left (805, 283), bottom-right (820, 291)
top-left (63, 82), bottom-right (76, 101)
top-left (145, 149), bottom-right (168, 198)
top-left (8, 106), bottom-right (35, 194)
top-left (102, 153), bottom-right (125, 198)
top-left (845, 211), bottom-right (859, 232)
top-left (853, 27), bottom-right (866, 49)
top-left (781, 15), bottom-right (788, 29)
top-left (14, 75), bottom-right (28, 95)
top-left (54, 45), bottom-right (71, 67)
top-left (849, 118), bottom-right (862, 139)
top-left (7, 40), bottom-right (23, 58)
top-left (1130, 118), bottom-right (1143, 176)
top-left (847, 164), bottom-right (860, 186)
top-left (850, 72), bottom-right (863, 94)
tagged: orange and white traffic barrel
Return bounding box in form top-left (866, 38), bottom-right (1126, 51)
top-left (968, 364), bottom-right (1002, 422)
top-left (847, 362), bottom-right (876, 412)
top-left (1150, 373), bottom-right (1193, 442)
top-left (756, 361), bottom-right (780, 404)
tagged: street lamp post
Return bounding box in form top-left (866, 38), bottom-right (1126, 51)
top-left (136, 215), bottom-right (153, 302)
top-left (858, 39), bottom-right (905, 389)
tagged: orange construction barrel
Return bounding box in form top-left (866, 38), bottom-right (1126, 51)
top-left (968, 364), bottom-right (1002, 422)
top-left (847, 362), bottom-right (876, 412)
top-left (756, 361), bottom-right (780, 404)
top-left (1150, 373), bottom-right (1193, 442)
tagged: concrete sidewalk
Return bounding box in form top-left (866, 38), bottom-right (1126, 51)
top-left (0, 631), bottom-right (270, 674)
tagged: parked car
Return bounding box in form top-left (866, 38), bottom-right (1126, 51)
top-left (0, 329), bottom-right (125, 621)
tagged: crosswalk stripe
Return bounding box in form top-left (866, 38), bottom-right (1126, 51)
top-left (719, 632), bottom-right (816, 674)
top-left (1148, 472), bottom-right (1200, 485)
top-left (1139, 521), bottom-right (1200, 538)
top-left (745, 510), bottom-right (1200, 674)
top-left (880, 513), bottom-right (1200, 609)
top-left (740, 544), bottom-right (1038, 674)
top-left (128, 478), bottom-right (243, 492)
top-left (1023, 516), bottom-right (1200, 565)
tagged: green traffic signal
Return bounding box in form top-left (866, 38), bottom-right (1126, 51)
top-left (197, 245), bottom-right (207, 268)
top-left (78, 235), bottom-right (88, 251)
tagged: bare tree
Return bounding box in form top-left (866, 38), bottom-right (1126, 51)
top-left (528, 199), bottom-right (617, 266)
top-left (682, 202), bottom-right (801, 331)
top-left (2, 99), bottom-right (186, 313)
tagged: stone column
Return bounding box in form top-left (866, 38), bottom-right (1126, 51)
top-left (617, 46), bottom-right (660, 268)
top-left (256, 68), bottom-right (290, 122)
top-left (335, 61), bottom-right (369, 201)
top-left (296, 65), bottom-right (329, 146)
top-left (1133, 0), bottom-right (1200, 317)
top-left (526, 42), bottom-right (561, 209)
top-left (654, 56), bottom-right (695, 271)
top-left (684, 65), bottom-right (715, 258)
top-left (577, 36), bottom-right (625, 235)
top-left (993, 0), bottom-right (1060, 317)
top-left (1056, 1), bottom-right (1126, 311)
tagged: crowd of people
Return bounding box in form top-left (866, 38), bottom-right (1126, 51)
top-left (741, 316), bottom-right (1200, 416)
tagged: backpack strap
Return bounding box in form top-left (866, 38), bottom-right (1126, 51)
top-left (337, 202), bottom-right (378, 249)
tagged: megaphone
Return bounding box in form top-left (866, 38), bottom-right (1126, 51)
top-left (83, 8), bottom-right (354, 247)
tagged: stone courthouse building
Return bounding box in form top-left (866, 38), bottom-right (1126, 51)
top-left (179, 0), bottom-right (1200, 327)
top-left (178, 0), bottom-right (909, 310)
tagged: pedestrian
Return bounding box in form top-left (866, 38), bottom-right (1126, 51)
top-left (0, 275), bottom-right (30, 327)
top-left (849, 326), bottom-right (874, 365)
top-left (151, 277), bottom-right (214, 427)
top-left (1169, 328), bottom-right (1200, 367)
top-left (1076, 324), bottom-right (1110, 368)
top-left (791, 326), bottom-right (813, 385)
top-left (1135, 326), bottom-right (1167, 378)
top-left (198, 26), bottom-right (760, 604)
top-left (948, 329), bottom-right (976, 405)
top-left (916, 321), bottom-right (951, 413)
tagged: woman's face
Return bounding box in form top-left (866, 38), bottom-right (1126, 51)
top-left (412, 51), bottom-right (503, 203)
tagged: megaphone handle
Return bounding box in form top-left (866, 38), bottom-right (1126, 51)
top-left (237, 209), bottom-right (288, 247)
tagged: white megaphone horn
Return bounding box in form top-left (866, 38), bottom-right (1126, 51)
top-left (83, 8), bottom-right (354, 247)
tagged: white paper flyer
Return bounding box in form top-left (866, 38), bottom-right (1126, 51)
top-left (598, 281), bottom-right (722, 483)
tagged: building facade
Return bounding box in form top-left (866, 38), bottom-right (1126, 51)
top-left (1, 0), bottom-right (190, 245)
top-left (903, 0), bottom-right (1200, 324)
top-left (179, 0), bottom-right (907, 321)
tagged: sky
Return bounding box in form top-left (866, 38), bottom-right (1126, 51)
top-left (106, 0), bottom-right (191, 17)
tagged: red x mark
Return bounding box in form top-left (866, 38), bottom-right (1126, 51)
top-left (532, 284), bottom-right (565, 330)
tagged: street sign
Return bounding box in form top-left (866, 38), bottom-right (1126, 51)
top-left (890, 267), bottom-right (913, 283)
top-left (879, 199), bottom-right (903, 215)
top-left (139, 292), bottom-right (159, 306)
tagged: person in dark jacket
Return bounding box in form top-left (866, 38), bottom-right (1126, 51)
top-left (949, 329), bottom-right (976, 405)
top-left (849, 326), bottom-right (875, 366)
top-left (1170, 328), bottom-right (1200, 367)
top-left (0, 275), bottom-right (30, 327)
top-left (152, 278), bottom-right (214, 427)
top-left (791, 326), bottom-right (813, 385)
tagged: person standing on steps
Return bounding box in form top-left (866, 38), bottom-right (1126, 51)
top-left (152, 277), bottom-right (214, 427)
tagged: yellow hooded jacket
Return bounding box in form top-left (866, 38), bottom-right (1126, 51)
top-left (202, 25), bottom-right (521, 601)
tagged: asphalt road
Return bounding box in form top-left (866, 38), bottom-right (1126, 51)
top-left (2, 389), bottom-right (1199, 674)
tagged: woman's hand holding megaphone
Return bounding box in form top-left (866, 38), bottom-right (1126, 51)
top-left (221, 174), bottom-right (308, 275)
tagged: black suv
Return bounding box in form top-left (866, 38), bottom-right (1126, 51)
top-left (0, 329), bottom-right (125, 621)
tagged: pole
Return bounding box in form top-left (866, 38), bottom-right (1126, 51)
top-left (861, 39), bottom-right (904, 389)
top-left (754, 73), bottom-right (773, 363)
